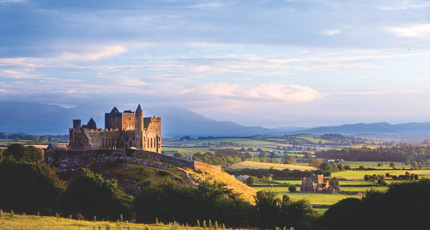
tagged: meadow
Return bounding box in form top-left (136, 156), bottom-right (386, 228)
top-left (0, 212), bottom-right (260, 230)
top-left (331, 169), bottom-right (430, 180)
top-left (253, 187), bottom-right (360, 205)
top-left (227, 161), bottom-right (316, 171)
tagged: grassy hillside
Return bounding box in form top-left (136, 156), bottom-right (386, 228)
top-left (84, 159), bottom-right (256, 204)
top-left (226, 161), bottom-right (317, 171)
top-left (189, 168), bottom-right (256, 203)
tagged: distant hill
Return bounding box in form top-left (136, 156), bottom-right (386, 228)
top-left (296, 122), bottom-right (430, 134)
top-left (2, 101), bottom-right (430, 137)
top-left (0, 101), bottom-right (273, 137)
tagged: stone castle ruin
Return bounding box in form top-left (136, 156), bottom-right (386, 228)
top-left (300, 175), bottom-right (340, 194)
top-left (69, 105), bottom-right (161, 153)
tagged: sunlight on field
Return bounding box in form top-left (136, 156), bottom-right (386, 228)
top-left (332, 170), bottom-right (430, 180)
top-left (227, 161), bottom-right (317, 171)
top-left (343, 161), bottom-right (408, 169)
top-left (253, 187), bottom-right (360, 205)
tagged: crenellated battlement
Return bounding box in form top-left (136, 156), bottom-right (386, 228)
top-left (69, 104), bottom-right (161, 153)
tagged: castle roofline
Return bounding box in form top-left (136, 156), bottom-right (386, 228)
top-left (136, 104), bottom-right (142, 112)
top-left (111, 107), bottom-right (120, 113)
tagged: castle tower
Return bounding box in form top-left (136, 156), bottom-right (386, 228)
top-left (135, 104), bottom-right (144, 149)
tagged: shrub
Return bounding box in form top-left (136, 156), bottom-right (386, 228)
top-left (60, 169), bottom-right (132, 220)
top-left (288, 186), bottom-right (297, 193)
top-left (246, 176), bottom-right (257, 186)
top-left (0, 161), bottom-right (65, 214)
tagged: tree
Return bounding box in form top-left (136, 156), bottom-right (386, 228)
top-left (321, 179), bottom-right (430, 230)
top-left (60, 169), bottom-right (132, 220)
top-left (389, 162), bottom-right (396, 168)
top-left (310, 159), bottom-right (323, 168)
top-left (255, 190), bottom-right (315, 229)
top-left (0, 161), bottom-right (66, 214)
top-left (3, 144), bottom-right (44, 163)
top-left (322, 198), bottom-right (362, 230)
top-left (133, 181), bottom-right (255, 227)
top-left (284, 156), bottom-right (296, 165)
top-left (246, 176), bottom-right (257, 186)
top-left (288, 185), bottom-right (297, 192)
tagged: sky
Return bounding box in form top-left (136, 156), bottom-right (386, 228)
top-left (1, 0), bottom-right (430, 128)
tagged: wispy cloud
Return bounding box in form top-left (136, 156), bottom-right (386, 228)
top-left (379, 1), bottom-right (430, 11)
top-left (60, 46), bottom-right (127, 60)
top-left (388, 24), bottom-right (430, 38)
top-left (190, 3), bottom-right (223, 8)
top-left (187, 83), bottom-right (322, 104)
top-left (323, 30), bottom-right (340, 35)
top-left (0, 0), bottom-right (27, 3)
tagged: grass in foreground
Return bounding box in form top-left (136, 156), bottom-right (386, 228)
top-left (0, 212), bottom-right (257, 230)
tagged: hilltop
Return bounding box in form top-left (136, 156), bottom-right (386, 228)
top-left (49, 150), bottom-right (256, 203)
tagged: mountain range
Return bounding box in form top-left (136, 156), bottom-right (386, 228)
top-left (1, 101), bottom-right (430, 137)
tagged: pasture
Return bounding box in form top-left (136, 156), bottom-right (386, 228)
top-left (332, 169), bottom-right (430, 180)
top-left (342, 161), bottom-right (408, 169)
top-left (253, 187), bottom-right (360, 205)
top-left (227, 161), bottom-right (317, 171)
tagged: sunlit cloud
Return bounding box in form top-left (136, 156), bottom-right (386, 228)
top-left (323, 30), bottom-right (340, 35)
top-left (190, 3), bottom-right (223, 8)
top-left (388, 24), bottom-right (430, 37)
top-left (379, 1), bottom-right (430, 11)
top-left (60, 46), bottom-right (127, 60)
top-left (189, 83), bottom-right (322, 104)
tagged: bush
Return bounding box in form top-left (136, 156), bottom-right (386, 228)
top-left (246, 176), bottom-right (257, 186)
top-left (321, 179), bottom-right (430, 230)
top-left (288, 186), bottom-right (297, 193)
top-left (133, 181), bottom-right (255, 228)
top-left (0, 161), bottom-right (65, 214)
top-left (3, 144), bottom-right (44, 163)
top-left (60, 169), bottom-right (132, 221)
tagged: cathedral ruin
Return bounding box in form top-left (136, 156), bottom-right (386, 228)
top-left (69, 104), bottom-right (161, 153)
top-left (300, 175), bottom-right (340, 194)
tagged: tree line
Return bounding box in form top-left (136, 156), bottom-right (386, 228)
top-left (316, 144), bottom-right (430, 164)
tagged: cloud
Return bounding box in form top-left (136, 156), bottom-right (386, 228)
top-left (323, 30), bottom-right (340, 35)
top-left (388, 24), bottom-right (430, 38)
top-left (190, 3), bottom-right (223, 8)
top-left (0, 0), bottom-right (26, 3)
top-left (379, 1), bottom-right (430, 11)
top-left (189, 83), bottom-right (322, 104)
top-left (60, 46), bottom-right (127, 60)
top-left (97, 75), bottom-right (147, 86)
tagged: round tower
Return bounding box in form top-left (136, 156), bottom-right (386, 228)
top-left (135, 104), bottom-right (144, 149)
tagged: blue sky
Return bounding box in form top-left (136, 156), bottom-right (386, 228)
top-left (1, 0), bottom-right (430, 127)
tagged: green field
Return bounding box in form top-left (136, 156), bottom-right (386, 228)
top-left (227, 161), bottom-right (317, 171)
top-left (342, 161), bottom-right (409, 169)
top-left (332, 169), bottom-right (430, 180)
top-left (271, 179), bottom-right (388, 192)
top-left (253, 187), bottom-right (360, 205)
